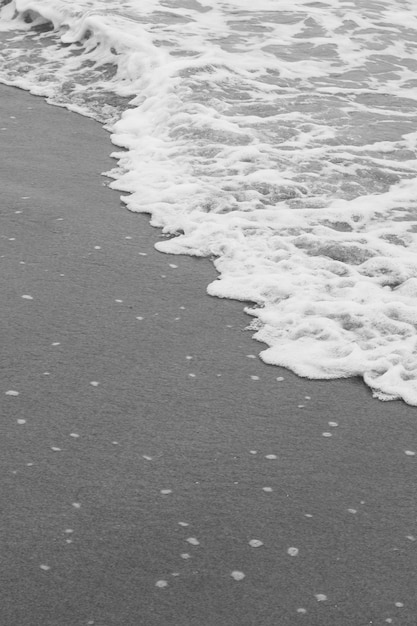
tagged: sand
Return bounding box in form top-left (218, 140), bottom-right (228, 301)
top-left (1, 84), bottom-right (417, 626)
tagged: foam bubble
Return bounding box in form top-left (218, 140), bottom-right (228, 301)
top-left (249, 539), bottom-right (263, 548)
top-left (186, 537), bottom-right (200, 546)
top-left (315, 594), bottom-right (327, 602)
top-left (155, 580), bottom-right (168, 588)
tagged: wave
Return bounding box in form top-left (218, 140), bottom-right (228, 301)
top-left (2, 0), bottom-right (417, 404)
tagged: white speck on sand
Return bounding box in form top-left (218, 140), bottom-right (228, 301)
top-left (136, 316), bottom-right (144, 320)
top-left (188, 373), bottom-right (196, 378)
top-left (404, 450), bottom-right (416, 456)
top-left (115, 299), bottom-right (123, 303)
top-left (40, 564), bottom-right (51, 571)
top-left (51, 447), bottom-right (62, 452)
top-left (70, 433), bottom-right (80, 439)
top-left (64, 529), bottom-right (74, 534)
top-left (9, 237), bottom-right (16, 241)
top-left (328, 421), bottom-right (338, 427)
top-left (265, 454), bottom-right (277, 460)
top-left (178, 522), bottom-right (189, 527)
top-left (246, 354), bottom-right (256, 359)
top-left (21, 295), bottom-right (33, 300)
top-left (72, 502), bottom-right (81, 509)
top-left (406, 535), bottom-right (416, 541)
top-left (143, 455), bottom-right (152, 461)
top-left (305, 396), bottom-right (311, 400)
top-left (6, 390), bottom-right (19, 396)
top-left (249, 539), bottom-right (263, 548)
top-left (112, 441), bottom-right (119, 445)
top-left (304, 514), bottom-right (313, 518)
top-left (155, 580), bottom-right (168, 588)
top-left (90, 381), bottom-right (100, 387)
top-left (125, 236), bottom-right (132, 240)
top-left (395, 602), bottom-right (404, 608)
top-left (169, 264), bottom-right (178, 268)
top-left (322, 432), bottom-right (332, 437)
top-left (251, 376), bottom-right (260, 381)
top-left (262, 487), bottom-right (273, 492)
top-left (315, 594), bottom-right (327, 602)
top-left (160, 489), bottom-right (172, 495)
top-left (94, 246), bottom-right (101, 250)
top-left (186, 537), bottom-right (200, 546)
top-left (138, 252), bottom-right (147, 256)
top-left (287, 547), bottom-right (299, 556)
top-left (17, 419), bottom-right (26, 425)
top-left (276, 377), bottom-right (285, 381)
top-left (52, 342), bottom-right (61, 346)
top-left (298, 404), bottom-right (305, 408)
top-left (231, 571), bottom-right (245, 581)
top-left (297, 608), bottom-right (307, 614)
top-left (43, 372), bottom-right (50, 375)
top-left (249, 450), bottom-right (257, 455)
top-left (347, 508), bottom-right (357, 514)
top-left (180, 553), bottom-right (191, 559)
top-left (186, 355), bottom-right (193, 360)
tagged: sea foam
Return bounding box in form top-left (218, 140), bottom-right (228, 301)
top-left (1, 0), bottom-right (417, 404)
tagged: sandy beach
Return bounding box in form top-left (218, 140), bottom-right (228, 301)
top-left (1, 84), bottom-right (417, 626)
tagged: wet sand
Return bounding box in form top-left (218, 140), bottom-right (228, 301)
top-left (1, 84), bottom-right (417, 626)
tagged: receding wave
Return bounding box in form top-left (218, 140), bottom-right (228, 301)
top-left (2, 0), bottom-right (417, 404)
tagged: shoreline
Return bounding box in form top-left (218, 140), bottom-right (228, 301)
top-left (1, 84), bottom-right (417, 626)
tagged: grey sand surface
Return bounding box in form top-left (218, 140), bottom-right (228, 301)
top-left (1, 85), bottom-right (417, 625)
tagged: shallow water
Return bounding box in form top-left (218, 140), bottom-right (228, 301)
top-left (1, 0), bottom-right (417, 403)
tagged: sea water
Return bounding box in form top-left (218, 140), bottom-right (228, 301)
top-left (1, 0), bottom-right (417, 404)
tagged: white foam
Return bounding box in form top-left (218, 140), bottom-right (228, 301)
top-left (2, 0), bottom-right (417, 403)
